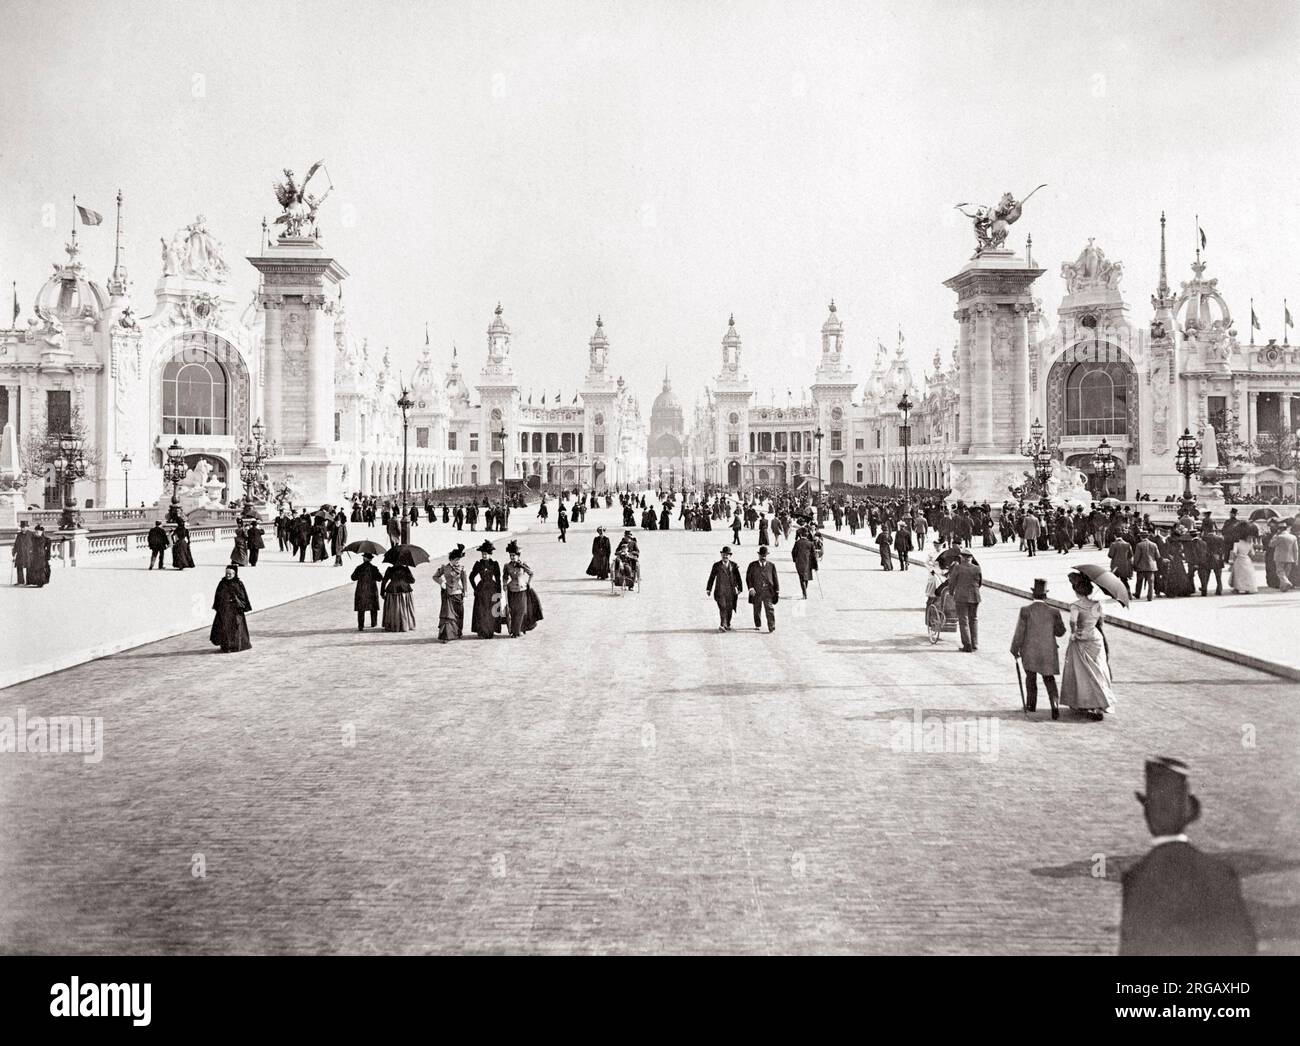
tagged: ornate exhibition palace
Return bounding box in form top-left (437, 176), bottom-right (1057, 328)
top-left (681, 219), bottom-right (1300, 503)
top-left (0, 192), bottom-right (649, 511)
top-left (1, 181), bottom-right (1297, 510)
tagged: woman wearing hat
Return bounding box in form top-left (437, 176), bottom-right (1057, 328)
top-left (586, 527), bottom-right (611, 580)
top-left (380, 555), bottom-right (417, 632)
top-left (172, 519), bottom-right (196, 570)
top-left (432, 544), bottom-right (468, 641)
top-left (1060, 570), bottom-right (1114, 719)
top-left (469, 541), bottom-right (503, 638)
top-left (26, 525), bottom-right (53, 587)
top-left (210, 564), bottom-right (252, 652)
top-left (503, 541), bottom-right (535, 637)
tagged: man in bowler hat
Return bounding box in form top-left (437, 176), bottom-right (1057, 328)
top-left (745, 544), bottom-right (779, 632)
top-left (1119, 757), bottom-right (1256, 955)
top-left (706, 546), bottom-right (743, 631)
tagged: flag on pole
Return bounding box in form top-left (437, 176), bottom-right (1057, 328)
top-left (1198, 225), bottom-right (1207, 251)
top-left (76, 205), bottom-right (104, 226)
top-left (898, 327), bottom-right (905, 345)
top-left (11, 282), bottom-right (17, 324)
top-left (424, 323), bottom-right (429, 346)
top-left (1286, 302), bottom-right (1294, 329)
top-left (1251, 307), bottom-right (1261, 330)
top-left (541, 392), bottom-right (546, 404)
top-left (572, 392), bottom-right (578, 405)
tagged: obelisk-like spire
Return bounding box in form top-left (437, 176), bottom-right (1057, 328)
top-left (108, 189), bottom-right (128, 297)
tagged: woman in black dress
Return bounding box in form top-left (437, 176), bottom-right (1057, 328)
top-left (469, 541), bottom-right (502, 638)
top-left (210, 565), bottom-right (252, 652)
top-left (172, 521), bottom-right (196, 569)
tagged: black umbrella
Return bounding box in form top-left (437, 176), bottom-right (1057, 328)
top-left (383, 544), bottom-right (430, 567)
top-left (1249, 508), bottom-right (1278, 521)
top-left (342, 540), bottom-right (386, 557)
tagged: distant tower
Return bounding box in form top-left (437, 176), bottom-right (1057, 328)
top-left (476, 302), bottom-right (519, 486)
top-left (711, 314), bottom-right (754, 489)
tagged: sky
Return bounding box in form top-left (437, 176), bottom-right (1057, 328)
top-left (2, 0), bottom-right (1298, 411)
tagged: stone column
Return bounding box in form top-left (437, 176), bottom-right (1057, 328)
top-left (956, 309), bottom-right (972, 452)
top-left (973, 302), bottom-right (994, 451)
top-left (1010, 303), bottom-right (1032, 453)
top-left (1247, 390), bottom-right (1258, 446)
top-left (304, 295), bottom-right (334, 454)
top-left (261, 296), bottom-right (283, 446)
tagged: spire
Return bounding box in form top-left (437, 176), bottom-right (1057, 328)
top-left (1157, 211), bottom-right (1169, 298)
top-left (596, 313), bottom-right (603, 328)
top-left (1151, 211), bottom-right (1176, 318)
top-left (108, 189), bottom-right (127, 296)
top-left (1025, 233), bottom-right (1033, 266)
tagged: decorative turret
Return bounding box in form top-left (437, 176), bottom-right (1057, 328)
top-left (35, 237), bottom-right (108, 325)
top-left (718, 313), bottom-right (745, 381)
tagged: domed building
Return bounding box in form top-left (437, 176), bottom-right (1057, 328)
top-left (648, 371), bottom-right (685, 487)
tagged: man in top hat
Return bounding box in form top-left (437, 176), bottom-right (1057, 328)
top-left (502, 540), bottom-right (534, 637)
top-left (1009, 578), bottom-right (1066, 719)
top-left (790, 527), bottom-right (817, 598)
top-left (11, 519), bottom-right (35, 585)
top-left (706, 546), bottom-right (743, 631)
top-left (947, 550), bottom-right (982, 652)
top-left (745, 544), bottom-right (779, 632)
top-left (1120, 757), bottom-right (1256, 955)
top-left (146, 520), bottom-right (170, 570)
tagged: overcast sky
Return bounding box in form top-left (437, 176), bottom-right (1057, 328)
top-left (3, 0), bottom-right (1298, 410)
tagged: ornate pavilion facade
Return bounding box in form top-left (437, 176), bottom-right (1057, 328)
top-left (0, 197), bottom-right (648, 512)
top-left (687, 220), bottom-right (1300, 502)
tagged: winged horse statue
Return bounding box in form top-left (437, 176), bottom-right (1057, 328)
top-left (955, 185), bottom-right (1046, 255)
top-left (272, 161), bottom-right (333, 238)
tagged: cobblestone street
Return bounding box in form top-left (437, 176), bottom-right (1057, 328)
top-left (1, 506), bottom-right (1297, 954)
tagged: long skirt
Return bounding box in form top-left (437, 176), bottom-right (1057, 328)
top-left (438, 591), bottom-right (464, 640)
top-left (209, 609), bottom-right (251, 652)
top-left (471, 585), bottom-right (501, 638)
top-left (382, 590), bottom-right (416, 632)
top-left (172, 539), bottom-right (195, 569)
top-left (586, 550), bottom-right (610, 579)
top-left (1230, 552), bottom-right (1258, 593)
top-left (522, 587), bottom-right (543, 631)
top-left (1060, 634), bottom-right (1113, 711)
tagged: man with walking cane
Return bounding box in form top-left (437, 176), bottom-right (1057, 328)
top-left (1010, 577), bottom-right (1066, 719)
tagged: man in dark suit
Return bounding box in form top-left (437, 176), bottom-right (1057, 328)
top-left (11, 520), bottom-right (35, 585)
top-left (1120, 757), bottom-right (1256, 955)
top-left (246, 520), bottom-right (265, 566)
top-left (706, 546), bottom-right (743, 631)
top-left (1199, 527), bottom-right (1226, 596)
top-left (146, 520), bottom-right (170, 570)
top-left (1009, 578), bottom-right (1066, 718)
top-left (790, 528), bottom-right (817, 597)
top-left (947, 550), bottom-right (982, 651)
top-left (1133, 531), bottom-right (1160, 601)
top-left (745, 545), bottom-right (779, 633)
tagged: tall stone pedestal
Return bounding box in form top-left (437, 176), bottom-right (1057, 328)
top-left (248, 235), bottom-right (348, 506)
top-left (944, 248), bottom-right (1044, 505)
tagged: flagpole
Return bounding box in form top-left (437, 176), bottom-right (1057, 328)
top-left (1286, 299), bottom-right (1291, 346)
top-left (1195, 213), bottom-right (1200, 264)
top-left (1250, 298), bottom-right (1255, 345)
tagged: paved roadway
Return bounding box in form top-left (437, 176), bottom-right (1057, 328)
top-left (1, 504), bottom-right (1297, 954)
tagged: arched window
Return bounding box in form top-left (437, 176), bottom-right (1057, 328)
top-left (163, 351), bottom-right (229, 435)
top-left (1065, 361), bottom-right (1127, 436)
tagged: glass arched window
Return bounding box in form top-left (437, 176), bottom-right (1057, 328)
top-left (163, 351), bottom-right (228, 435)
top-left (1065, 361), bottom-right (1127, 436)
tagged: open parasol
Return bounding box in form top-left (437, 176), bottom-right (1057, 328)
top-left (1072, 562), bottom-right (1130, 607)
top-left (342, 539), bottom-right (386, 557)
top-left (383, 543), bottom-right (430, 567)
top-left (1249, 507), bottom-right (1278, 521)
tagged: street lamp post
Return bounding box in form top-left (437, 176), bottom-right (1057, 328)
top-left (164, 438), bottom-right (188, 523)
top-left (1091, 437), bottom-right (1115, 499)
top-left (53, 433), bottom-right (87, 531)
top-left (237, 417), bottom-right (272, 520)
top-left (813, 426), bottom-right (825, 525)
top-left (1174, 427), bottom-right (1201, 515)
top-left (1019, 416), bottom-right (1056, 513)
top-left (396, 387), bottom-right (413, 544)
top-left (120, 452), bottom-right (132, 510)
top-left (897, 391), bottom-right (913, 506)
top-left (496, 427), bottom-right (507, 526)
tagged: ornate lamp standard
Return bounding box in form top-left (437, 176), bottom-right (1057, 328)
top-left (897, 391), bottom-right (913, 505)
top-left (120, 452), bottom-right (132, 509)
top-left (496, 426), bottom-right (507, 524)
top-left (813, 426), bottom-right (825, 524)
top-left (1091, 437), bottom-right (1116, 498)
top-left (1175, 427), bottom-right (1202, 515)
top-left (164, 438), bottom-right (188, 523)
top-left (396, 386), bottom-right (413, 544)
top-left (52, 432), bottom-right (87, 531)
top-left (237, 418), bottom-right (272, 519)
top-left (1019, 417), bottom-right (1056, 513)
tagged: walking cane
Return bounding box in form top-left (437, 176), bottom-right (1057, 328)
top-left (1014, 655), bottom-right (1027, 715)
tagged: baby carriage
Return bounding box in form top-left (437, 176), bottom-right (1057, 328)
top-left (924, 576), bottom-right (958, 644)
top-left (611, 546), bottom-right (641, 594)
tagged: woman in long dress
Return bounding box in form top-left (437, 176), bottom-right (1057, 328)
top-left (1163, 531), bottom-right (1195, 597)
top-left (433, 545), bottom-right (467, 641)
top-left (469, 541), bottom-right (502, 638)
top-left (1060, 571), bottom-right (1114, 720)
top-left (210, 565), bottom-right (252, 652)
top-left (586, 528), bottom-right (611, 579)
top-left (172, 521), bottom-right (196, 569)
top-left (310, 519), bottom-right (328, 562)
top-left (230, 525), bottom-right (250, 567)
top-left (381, 561), bottom-right (417, 631)
top-left (331, 511), bottom-right (348, 566)
top-left (1230, 535), bottom-right (1258, 593)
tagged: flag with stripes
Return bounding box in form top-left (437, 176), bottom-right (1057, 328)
top-left (1286, 304), bottom-right (1294, 330)
top-left (76, 205), bottom-right (103, 226)
top-left (1251, 307), bottom-right (1261, 331)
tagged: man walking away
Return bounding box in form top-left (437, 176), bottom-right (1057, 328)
top-left (949, 550), bottom-right (982, 652)
top-left (1010, 577), bottom-right (1066, 719)
top-left (1134, 531), bottom-right (1160, 601)
top-left (147, 520), bottom-right (170, 570)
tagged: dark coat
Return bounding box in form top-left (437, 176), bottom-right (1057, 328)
top-left (947, 562), bottom-right (982, 604)
top-left (1120, 841), bottom-right (1256, 956)
top-left (745, 558), bottom-right (779, 603)
top-left (1108, 538), bottom-right (1134, 578)
top-left (706, 559), bottom-right (743, 610)
top-left (586, 535), bottom-right (611, 578)
top-left (791, 536), bottom-right (818, 579)
top-left (246, 524), bottom-right (265, 550)
top-left (147, 525), bottom-right (171, 552)
top-left (1010, 600), bottom-right (1066, 675)
top-left (210, 577), bottom-right (252, 651)
top-left (351, 561), bottom-right (381, 611)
